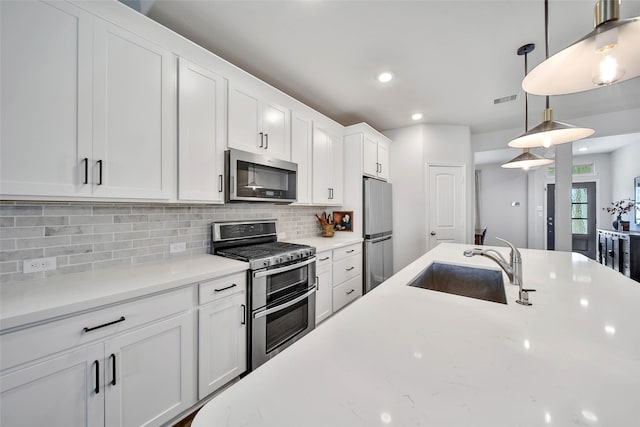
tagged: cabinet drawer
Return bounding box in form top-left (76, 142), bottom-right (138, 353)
top-left (199, 272), bottom-right (247, 305)
top-left (333, 243), bottom-right (361, 261)
top-left (316, 251), bottom-right (333, 267)
top-left (1, 287), bottom-right (194, 371)
top-left (333, 253), bottom-right (362, 285)
top-left (333, 276), bottom-right (362, 312)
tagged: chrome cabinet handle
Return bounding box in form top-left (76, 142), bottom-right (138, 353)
top-left (218, 174), bottom-right (223, 192)
top-left (319, 256), bottom-right (330, 261)
top-left (346, 289), bottom-right (355, 295)
top-left (214, 284), bottom-right (237, 293)
top-left (265, 133), bottom-right (269, 149)
top-left (241, 304), bottom-right (246, 325)
top-left (316, 275), bottom-right (319, 291)
top-left (346, 249), bottom-right (355, 253)
top-left (259, 132), bottom-right (264, 148)
top-left (346, 266), bottom-right (355, 271)
top-left (83, 316), bottom-right (125, 333)
top-left (110, 354), bottom-right (117, 386)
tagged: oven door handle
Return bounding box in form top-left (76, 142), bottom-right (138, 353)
top-left (253, 286), bottom-right (316, 319)
top-left (253, 257), bottom-right (316, 278)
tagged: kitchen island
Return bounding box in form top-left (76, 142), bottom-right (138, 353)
top-left (192, 243), bottom-right (640, 426)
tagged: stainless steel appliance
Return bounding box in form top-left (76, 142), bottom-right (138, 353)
top-left (363, 177), bottom-right (393, 293)
top-left (212, 220), bottom-right (316, 370)
top-left (225, 148), bottom-right (297, 203)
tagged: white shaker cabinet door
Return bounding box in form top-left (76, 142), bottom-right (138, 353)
top-left (104, 312), bottom-right (196, 427)
top-left (328, 130), bottom-right (344, 205)
top-left (178, 58), bottom-right (226, 203)
top-left (0, 0), bottom-right (93, 197)
top-left (362, 133), bottom-right (379, 178)
top-left (261, 101), bottom-right (290, 160)
top-left (312, 126), bottom-right (331, 204)
top-left (377, 138), bottom-right (390, 181)
top-left (92, 20), bottom-right (172, 200)
top-left (198, 292), bottom-right (247, 399)
top-left (228, 82), bottom-right (261, 154)
top-left (291, 112), bottom-right (312, 204)
top-left (315, 262), bottom-right (333, 324)
top-left (0, 343), bottom-right (104, 427)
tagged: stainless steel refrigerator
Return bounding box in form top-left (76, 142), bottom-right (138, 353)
top-left (363, 177), bottom-right (393, 293)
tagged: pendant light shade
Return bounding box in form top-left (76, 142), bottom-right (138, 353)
top-left (508, 108), bottom-right (595, 148)
top-left (501, 148), bottom-right (554, 170)
top-left (523, 0), bottom-right (640, 95)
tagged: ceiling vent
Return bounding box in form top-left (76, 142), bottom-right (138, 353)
top-left (493, 94), bottom-right (518, 105)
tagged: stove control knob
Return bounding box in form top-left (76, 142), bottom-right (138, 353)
top-left (263, 260), bottom-right (269, 267)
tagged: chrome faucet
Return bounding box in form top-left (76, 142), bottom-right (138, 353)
top-left (463, 237), bottom-right (534, 306)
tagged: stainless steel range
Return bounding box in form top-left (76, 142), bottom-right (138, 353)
top-left (212, 220), bottom-right (316, 371)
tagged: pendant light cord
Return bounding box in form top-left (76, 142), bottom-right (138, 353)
top-left (524, 53), bottom-right (529, 131)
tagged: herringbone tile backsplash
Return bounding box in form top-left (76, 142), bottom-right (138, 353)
top-left (0, 202), bottom-right (324, 284)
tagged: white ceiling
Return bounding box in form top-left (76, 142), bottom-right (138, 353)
top-left (140, 0), bottom-right (640, 134)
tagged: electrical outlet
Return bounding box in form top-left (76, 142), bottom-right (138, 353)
top-left (23, 257), bottom-right (57, 273)
top-left (170, 242), bottom-right (187, 253)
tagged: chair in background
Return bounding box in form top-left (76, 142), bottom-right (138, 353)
top-left (475, 227), bottom-right (487, 245)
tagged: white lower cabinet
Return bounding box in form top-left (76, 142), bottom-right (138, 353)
top-left (314, 243), bottom-right (363, 323)
top-left (0, 288), bottom-right (196, 427)
top-left (315, 251), bottom-right (333, 324)
top-left (332, 243), bottom-right (363, 312)
top-left (197, 273), bottom-right (247, 399)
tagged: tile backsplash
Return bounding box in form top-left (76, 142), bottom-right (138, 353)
top-left (0, 202), bottom-right (324, 284)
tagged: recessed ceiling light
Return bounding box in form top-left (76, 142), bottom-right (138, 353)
top-left (578, 147), bottom-right (588, 152)
top-left (411, 113), bottom-right (423, 121)
top-left (377, 72), bottom-right (393, 83)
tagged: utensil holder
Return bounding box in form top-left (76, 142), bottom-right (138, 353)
top-left (321, 224), bottom-right (334, 237)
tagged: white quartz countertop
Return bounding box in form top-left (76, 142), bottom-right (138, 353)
top-left (0, 254), bottom-right (248, 330)
top-left (286, 234), bottom-right (363, 252)
top-left (193, 243), bottom-right (640, 427)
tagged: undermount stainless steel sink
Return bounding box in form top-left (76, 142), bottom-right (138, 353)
top-left (408, 262), bottom-right (507, 304)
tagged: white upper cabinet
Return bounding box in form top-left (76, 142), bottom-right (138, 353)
top-left (228, 81), bottom-right (290, 161)
top-left (362, 132), bottom-right (390, 181)
top-left (0, 0), bottom-right (93, 198)
top-left (177, 58), bottom-right (226, 203)
top-left (92, 19), bottom-right (172, 200)
top-left (0, 2), bottom-right (173, 201)
top-left (291, 112), bottom-right (313, 205)
top-left (312, 125), bottom-right (343, 205)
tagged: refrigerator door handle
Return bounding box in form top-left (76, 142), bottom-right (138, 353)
top-left (369, 236), bottom-right (392, 244)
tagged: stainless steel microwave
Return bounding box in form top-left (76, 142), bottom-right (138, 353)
top-left (225, 149), bottom-right (297, 203)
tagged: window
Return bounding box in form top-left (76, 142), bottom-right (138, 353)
top-left (547, 163), bottom-right (595, 177)
top-left (571, 188), bottom-right (588, 235)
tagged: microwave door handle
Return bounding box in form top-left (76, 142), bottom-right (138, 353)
top-left (253, 285), bottom-right (316, 319)
top-left (253, 257), bottom-right (316, 278)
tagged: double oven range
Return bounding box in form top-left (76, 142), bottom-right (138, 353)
top-left (212, 220), bottom-right (316, 371)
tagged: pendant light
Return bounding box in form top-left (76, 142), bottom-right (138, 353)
top-left (523, 0), bottom-right (640, 95)
top-left (508, 0), bottom-right (595, 149)
top-left (502, 43), bottom-right (554, 170)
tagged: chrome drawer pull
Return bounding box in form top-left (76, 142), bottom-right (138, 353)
top-left (214, 284), bottom-right (237, 293)
top-left (346, 289), bottom-right (355, 295)
top-left (319, 256), bottom-right (330, 261)
top-left (346, 249), bottom-right (355, 253)
top-left (346, 266), bottom-right (355, 271)
top-left (83, 316), bottom-right (125, 333)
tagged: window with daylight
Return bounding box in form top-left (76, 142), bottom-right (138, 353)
top-left (547, 163), bottom-right (595, 177)
top-left (571, 188), bottom-right (588, 235)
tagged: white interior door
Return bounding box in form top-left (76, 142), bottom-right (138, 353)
top-left (426, 164), bottom-right (465, 250)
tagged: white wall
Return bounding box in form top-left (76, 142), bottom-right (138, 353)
top-left (385, 124), bottom-right (472, 272)
top-left (476, 164), bottom-right (528, 248)
top-left (610, 139), bottom-right (640, 231)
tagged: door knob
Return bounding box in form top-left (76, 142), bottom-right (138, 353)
top-left (430, 232), bottom-right (436, 236)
